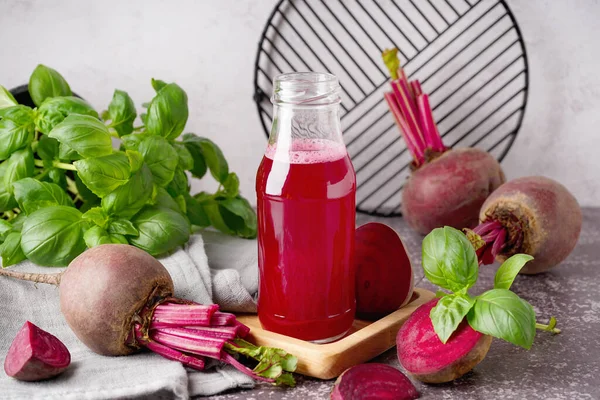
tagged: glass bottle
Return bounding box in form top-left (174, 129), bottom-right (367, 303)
top-left (255, 72), bottom-right (357, 343)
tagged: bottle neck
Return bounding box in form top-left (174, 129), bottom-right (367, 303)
top-left (268, 103), bottom-right (344, 150)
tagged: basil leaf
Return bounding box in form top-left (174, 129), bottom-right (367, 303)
top-left (494, 254), bottom-right (534, 290)
top-left (21, 205), bottom-right (87, 266)
top-left (35, 96), bottom-right (98, 134)
top-left (137, 135), bottom-right (178, 186)
top-left (146, 83), bottom-right (188, 140)
top-left (422, 227), bottom-right (479, 292)
top-left (182, 135), bottom-right (207, 178)
top-left (0, 220), bottom-right (11, 237)
top-left (28, 64), bottom-right (72, 107)
top-left (182, 134), bottom-right (228, 182)
top-left (130, 206), bottom-right (190, 256)
top-left (166, 168), bottom-right (189, 197)
top-left (151, 78), bottom-right (167, 92)
top-left (0, 85), bottom-right (18, 110)
top-left (218, 196), bottom-right (257, 239)
top-left (430, 294), bottom-right (476, 343)
top-left (101, 164), bottom-right (153, 217)
top-left (467, 289), bottom-right (536, 349)
top-left (82, 207), bottom-right (108, 227)
top-left (107, 90), bottom-right (136, 137)
top-left (12, 178), bottom-right (74, 215)
top-left (222, 173), bottom-right (240, 198)
top-left (83, 226), bottom-right (128, 247)
top-left (172, 142), bottom-right (193, 171)
top-left (3, 147), bottom-right (34, 193)
top-left (49, 114), bottom-right (113, 158)
top-left (0, 232), bottom-right (26, 267)
top-left (47, 168), bottom-right (67, 190)
top-left (107, 219), bottom-right (138, 236)
top-left (58, 142), bottom-right (81, 161)
top-left (0, 105), bottom-right (36, 160)
top-left (37, 135), bottom-right (60, 163)
top-left (74, 152), bottom-right (131, 197)
top-left (120, 133), bottom-right (147, 151)
top-left (153, 187), bottom-right (182, 213)
top-left (126, 150), bottom-right (144, 173)
top-left (74, 171), bottom-right (100, 203)
top-left (184, 194), bottom-right (210, 227)
top-left (0, 162), bottom-right (17, 213)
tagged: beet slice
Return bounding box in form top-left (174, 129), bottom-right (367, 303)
top-left (4, 321), bottom-right (71, 381)
top-left (397, 299), bottom-right (492, 383)
top-left (355, 223), bottom-right (414, 320)
top-left (331, 363), bottom-right (419, 400)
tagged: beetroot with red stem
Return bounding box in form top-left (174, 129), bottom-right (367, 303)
top-left (355, 223), bottom-right (414, 320)
top-left (331, 363), bottom-right (419, 400)
top-left (468, 176), bottom-right (582, 274)
top-left (397, 299), bottom-right (492, 384)
top-left (4, 321), bottom-right (71, 381)
top-left (0, 244), bottom-right (297, 386)
top-left (382, 49), bottom-right (505, 235)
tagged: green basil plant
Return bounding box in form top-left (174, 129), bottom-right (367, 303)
top-left (0, 65), bottom-right (256, 267)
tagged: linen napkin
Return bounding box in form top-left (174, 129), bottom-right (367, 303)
top-left (0, 232), bottom-right (259, 399)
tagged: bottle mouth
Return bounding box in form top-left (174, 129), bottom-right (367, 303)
top-left (272, 72), bottom-right (341, 106)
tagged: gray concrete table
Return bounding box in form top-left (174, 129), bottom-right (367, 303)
top-left (209, 208), bottom-right (600, 400)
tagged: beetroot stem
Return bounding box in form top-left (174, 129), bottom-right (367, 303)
top-left (150, 330), bottom-right (224, 359)
top-left (384, 92), bottom-right (424, 165)
top-left (135, 326), bottom-right (205, 370)
top-left (0, 269), bottom-right (62, 286)
top-left (221, 352), bottom-right (274, 383)
top-left (153, 326), bottom-right (237, 341)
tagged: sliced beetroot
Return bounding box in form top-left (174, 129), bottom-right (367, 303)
top-left (402, 148), bottom-right (505, 235)
top-left (355, 223), bottom-right (414, 320)
top-left (478, 176), bottom-right (582, 274)
top-left (331, 363), bottom-right (419, 400)
top-left (397, 299), bottom-right (492, 383)
top-left (4, 321), bottom-right (71, 381)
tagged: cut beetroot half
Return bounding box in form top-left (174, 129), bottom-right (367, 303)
top-left (397, 299), bottom-right (492, 383)
top-left (355, 223), bottom-right (414, 320)
top-left (4, 321), bottom-right (71, 381)
top-left (331, 363), bottom-right (419, 400)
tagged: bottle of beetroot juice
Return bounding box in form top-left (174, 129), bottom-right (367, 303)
top-left (256, 72), bottom-right (356, 343)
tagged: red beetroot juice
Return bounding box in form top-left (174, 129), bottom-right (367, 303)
top-left (256, 139), bottom-right (356, 342)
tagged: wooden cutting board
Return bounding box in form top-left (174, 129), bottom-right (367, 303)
top-left (236, 287), bottom-right (435, 380)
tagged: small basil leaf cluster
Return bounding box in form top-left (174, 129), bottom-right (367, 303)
top-left (422, 226), bottom-right (536, 349)
top-left (0, 65), bottom-right (256, 268)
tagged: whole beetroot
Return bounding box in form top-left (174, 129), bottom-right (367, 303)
top-left (471, 176), bottom-right (582, 273)
top-left (59, 244), bottom-right (174, 356)
top-left (382, 49), bottom-right (505, 235)
top-left (402, 148), bottom-right (505, 235)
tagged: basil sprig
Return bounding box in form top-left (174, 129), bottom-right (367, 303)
top-left (423, 227), bottom-right (542, 349)
top-left (0, 65), bottom-right (256, 267)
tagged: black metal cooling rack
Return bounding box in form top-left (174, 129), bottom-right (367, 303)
top-left (253, 0), bottom-right (529, 217)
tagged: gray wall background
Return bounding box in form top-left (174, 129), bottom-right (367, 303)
top-left (1, 0), bottom-right (598, 206)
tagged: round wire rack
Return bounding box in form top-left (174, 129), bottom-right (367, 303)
top-left (253, 0), bottom-right (529, 216)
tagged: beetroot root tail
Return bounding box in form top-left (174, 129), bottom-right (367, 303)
top-left (0, 269), bottom-right (62, 286)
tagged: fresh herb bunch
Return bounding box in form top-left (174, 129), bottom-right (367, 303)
top-left (0, 65), bottom-right (256, 267)
top-left (422, 227), bottom-right (559, 349)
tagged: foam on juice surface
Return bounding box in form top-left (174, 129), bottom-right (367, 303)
top-left (265, 139), bottom-right (347, 164)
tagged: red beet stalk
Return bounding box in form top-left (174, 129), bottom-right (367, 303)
top-left (382, 48), bottom-right (447, 167)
